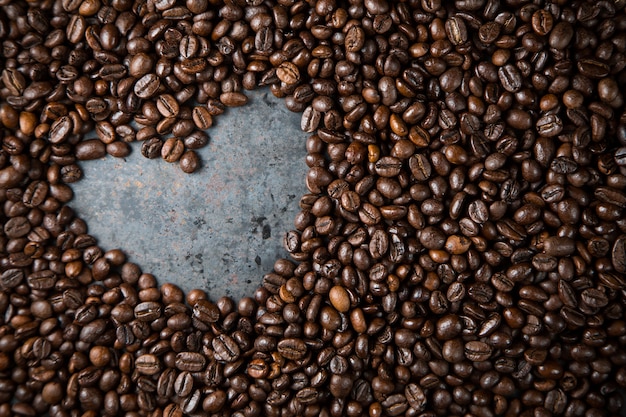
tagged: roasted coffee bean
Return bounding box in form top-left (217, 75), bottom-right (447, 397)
top-left (498, 64), bottom-right (522, 92)
top-left (156, 95), bottom-right (180, 118)
top-left (277, 62), bottom-right (300, 85)
top-left (445, 16), bottom-right (467, 45)
top-left (1, 3), bottom-right (626, 417)
top-left (134, 74), bottom-right (160, 99)
top-left (49, 116), bottom-right (73, 144)
top-left (220, 92), bottom-right (248, 107)
top-left (531, 10), bottom-right (553, 35)
top-left (136, 354), bottom-right (161, 375)
top-left (409, 154), bottom-right (432, 181)
top-left (612, 235), bottom-right (626, 273)
top-left (543, 237), bottom-right (575, 257)
top-left (75, 139), bottom-right (106, 160)
top-left (141, 138), bottom-right (163, 159)
top-left (212, 334), bottom-right (240, 362)
top-left (176, 352), bottom-right (206, 372)
top-left (161, 138), bottom-right (184, 163)
top-left (549, 22), bottom-right (574, 49)
top-left (192, 106), bottom-right (213, 130)
top-left (277, 338), bottom-right (307, 360)
top-left (464, 341), bottom-right (492, 362)
top-left (179, 150), bottom-right (200, 174)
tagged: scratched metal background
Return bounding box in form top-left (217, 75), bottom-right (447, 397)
top-left (70, 88), bottom-right (308, 300)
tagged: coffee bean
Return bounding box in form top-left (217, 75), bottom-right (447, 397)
top-left (329, 285), bottom-right (350, 312)
top-left (203, 390), bottom-right (227, 413)
top-left (611, 235), bottom-right (626, 273)
top-left (581, 288), bottom-right (608, 308)
top-left (156, 94), bottom-right (180, 118)
top-left (498, 64), bottom-right (522, 92)
top-left (134, 74), bottom-right (160, 99)
top-left (595, 186), bottom-right (626, 208)
top-left (75, 139), bottom-right (106, 160)
top-left (135, 354), bottom-right (161, 375)
top-left (345, 26), bottom-right (365, 52)
top-left (161, 138), bottom-right (184, 163)
top-left (2, 3), bottom-right (626, 417)
top-left (464, 341), bottom-right (492, 362)
top-left (4, 216), bottom-right (31, 239)
top-left (577, 59), bottom-right (610, 79)
top-left (135, 301), bottom-right (162, 321)
top-left (49, 116), bottom-right (73, 144)
top-left (176, 352), bottom-right (206, 372)
top-left (409, 154), bottom-right (432, 181)
top-left (531, 10), bottom-right (553, 35)
top-left (445, 16), bottom-right (467, 45)
top-left (297, 107), bottom-right (320, 134)
top-left (212, 334), bottom-right (240, 362)
top-left (277, 338), bottom-right (307, 360)
top-left (173, 371), bottom-right (193, 397)
top-left (220, 92), bottom-right (248, 107)
top-left (141, 138), bottom-right (163, 159)
top-left (549, 22), bottom-right (574, 49)
top-left (536, 114), bottom-right (563, 137)
top-left (2, 69), bottom-right (26, 95)
top-left (277, 62), bottom-right (300, 85)
top-left (191, 106), bottom-right (212, 130)
top-left (179, 150), bottom-right (200, 174)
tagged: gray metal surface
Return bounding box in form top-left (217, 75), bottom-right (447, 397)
top-left (70, 88), bottom-right (308, 300)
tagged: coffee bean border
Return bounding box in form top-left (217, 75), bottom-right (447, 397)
top-left (1, 0), bottom-right (626, 416)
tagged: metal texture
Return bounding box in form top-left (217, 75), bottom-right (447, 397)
top-left (70, 88), bottom-right (308, 300)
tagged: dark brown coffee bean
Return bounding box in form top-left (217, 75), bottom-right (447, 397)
top-left (404, 383), bottom-right (427, 411)
top-left (531, 9), bottom-right (553, 35)
top-left (192, 106), bottom-right (213, 130)
top-left (135, 301), bottom-right (162, 321)
top-left (277, 62), bottom-right (300, 85)
top-left (134, 74), bottom-right (160, 99)
top-left (156, 94), bottom-right (180, 118)
top-left (2, 69), bottom-right (26, 95)
top-left (374, 156), bottom-right (402, 177)
top-left (193, 299), bottom-right (219, 323)
top-left (212, 334), bottom-right (240, 362)
top-left (4, 217), bottom-right (31, 239)
top-left (549, 22), bottom-right (574, 49)
top-left (277, 338), bottom-right (307, 360)
top-left (0, 268), bottom-right (24, 290)
top-left (203, 390), bottom-right (227, 413)
top-left (577, 59), bottom-right (610, 79)
top-left (409, 154), bottom-right (432, 181)
top-left (345, 25), bottom-right (365, 52)
top-left (161, 138), bottom-right (184, 163)
top-left (141, 138), bottom-right (163, 159)
top-left (611, 235), bottom-right (626, 273)
top-left (595, 186), bottom-right (626, 208)
top-left (135, 354), bottom-right (161, 375)
top-left (359, 203), bottom-right (382, 225)
top-left (498, 64), bottom-right (522, 92)
top-left (75, 139), bottom-right (106, 160)
top-left (536, 114), bottom-right (563, 137)
top-left (49, 116), bottom-right (73, 144)
top-left (220, 92), bottom-right (248, 107)
top-left (464, 341), bottom-right (492, 362)
top-left (445, 16), bottom-right (467, 45)
top-left (176, 352), bottom-right (206, 372)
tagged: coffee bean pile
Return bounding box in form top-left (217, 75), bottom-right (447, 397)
top-left (2, 0), bottom-right (626, 416)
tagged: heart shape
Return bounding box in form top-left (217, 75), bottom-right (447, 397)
top-left (69, 89), bottom-right (307, 300)
top-left (1, 1), bottom-right (626, 417)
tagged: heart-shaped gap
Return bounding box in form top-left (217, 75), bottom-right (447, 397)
top-left (69, 88), bottom-right (307, 300)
